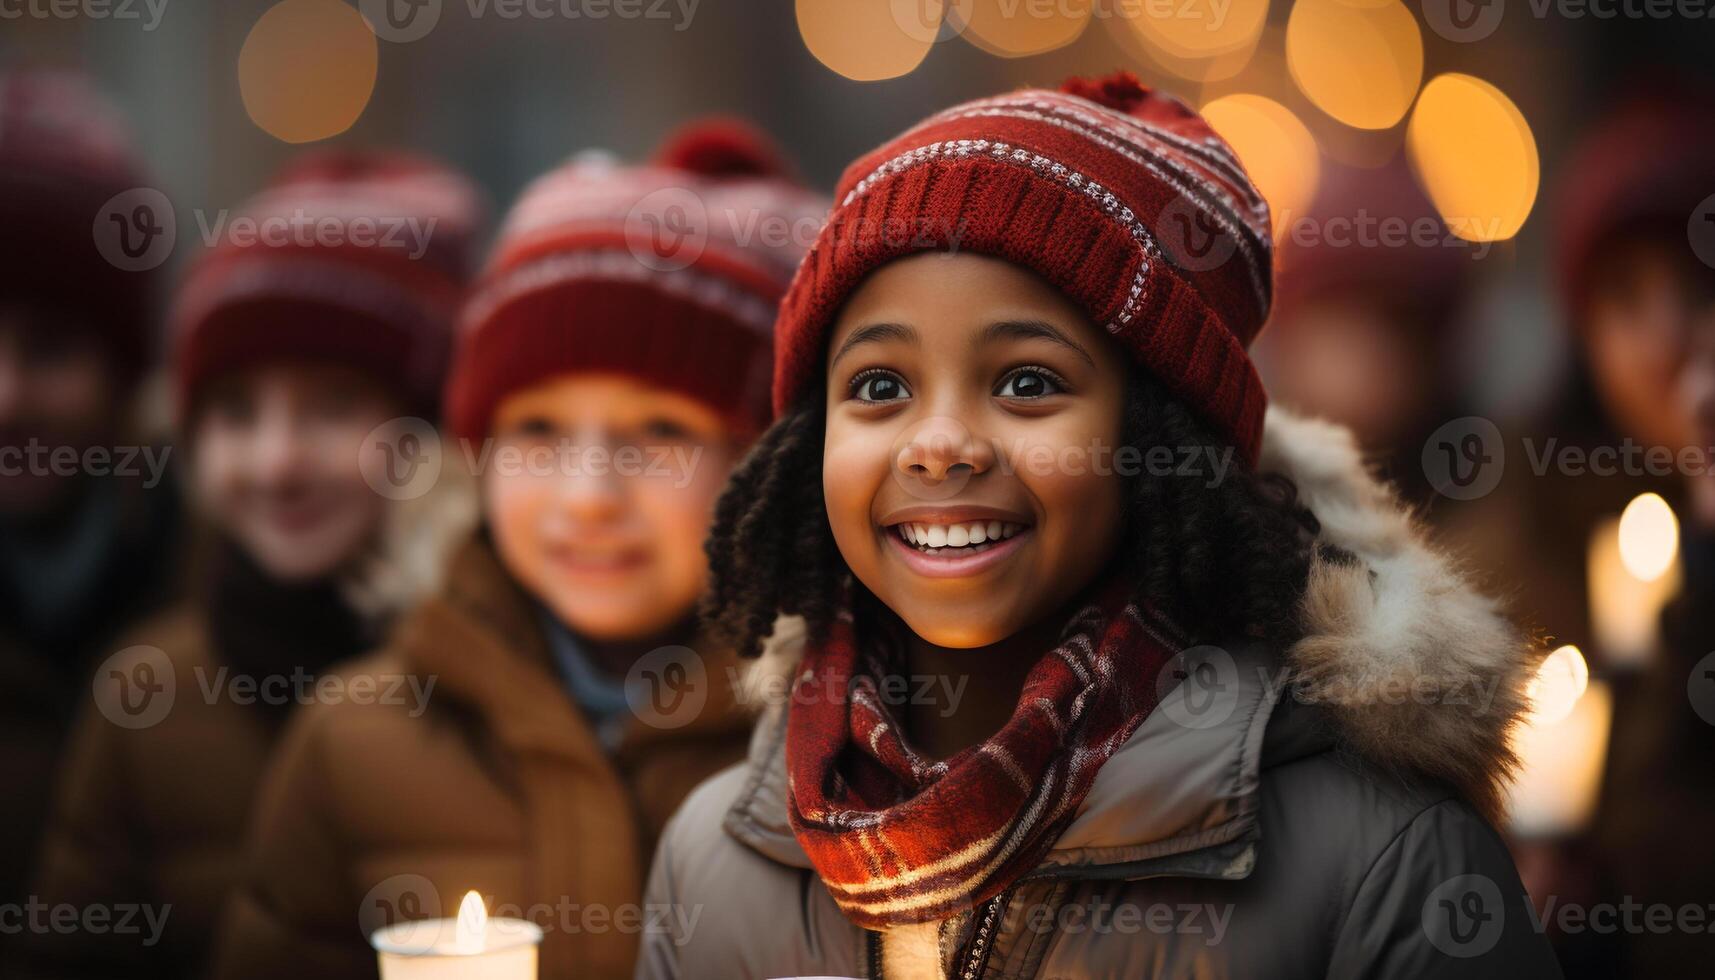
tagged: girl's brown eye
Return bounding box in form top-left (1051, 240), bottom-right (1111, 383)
top-left (851, 370), bottom-right (910, 403)
top-left (996, 367), bottom-right (1065, 399)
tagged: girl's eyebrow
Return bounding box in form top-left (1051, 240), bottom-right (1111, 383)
top-left (979, 319), bottom-right (1095, 368)
top-left (830, 322), bottom-right (916, 367)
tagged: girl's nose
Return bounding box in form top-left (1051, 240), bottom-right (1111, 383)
top-left (894, 414), bottom-right (993, 484)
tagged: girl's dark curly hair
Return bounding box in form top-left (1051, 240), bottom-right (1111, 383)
top-left (703, 365), bottom-right (1323, 659)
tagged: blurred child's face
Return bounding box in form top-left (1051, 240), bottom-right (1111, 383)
top-left (1584, 236), bottom-right (1715, 452)
top-left (193, 362), bottom-right (399, 582)
top-left (823, 252), bottom-right (1129, 649)
top-left (0, 309), bottom-right (120, 517)
top-left (483, 374), bottom-right (736, 643)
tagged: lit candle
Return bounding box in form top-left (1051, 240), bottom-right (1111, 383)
top-left (1505, 645), bottom-right (1613, 838)
top-left (1587, 493), bottom-right (1681, 668)
top-left (370, 890), bottom-right (542, 979)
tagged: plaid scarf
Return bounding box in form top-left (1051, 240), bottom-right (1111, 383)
top-left (784, 581), bottom-right (1182, 929)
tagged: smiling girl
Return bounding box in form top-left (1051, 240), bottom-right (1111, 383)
top-left (640, 75), bottom-right (1562, 979)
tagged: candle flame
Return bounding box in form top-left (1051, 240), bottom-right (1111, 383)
top-left (454, 890), bottom-right (486, 954)
top-left (1526, 644), bottom-right (1589, 725)
top-left (1618, 493), bottom-right (1678, 582)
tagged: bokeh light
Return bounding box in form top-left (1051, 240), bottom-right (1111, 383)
top-left (1526, 645), bottom-right (1590, 725)
top-left (955, 0), bottom-right (1089, 57)
top-left (1617, 492), bottom-right (1680, 581)
top-left (238, 0), bottom-right (377, 144)
top-left (1406, 73), bottom-right (1540, 243)
top-left (797, 0), bottom-right (943, 81)
top-left (1199, 93), bottom-right (1320, 237)
top-left (1106, 0), bottom-right (1268, 82)
top-left (1286, 0), bottom-right (1423, 130)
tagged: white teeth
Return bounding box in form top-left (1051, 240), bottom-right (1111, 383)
top-left (894, 519), bottom-right (1028, 550)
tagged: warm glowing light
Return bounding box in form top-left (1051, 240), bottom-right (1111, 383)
top-left (1406, 73), bottom-right (1539, 243)
top-left (1617, 492), bottom-right (1679, 581)
top-left (796, 0), bottom-right (942, 81)
top-left (1588, 515), bottom-right (1679, 666)
top-left (955, 0), bottom-right (1089, 56)
top-left (1507, 680), bottom-right (1612, 837)
top-left (238, 0), bottom-right (377, 144)
top-left (1526, 645), bottom-right (1589, 725)
top-left (1106, 0), bottom-right (1268, 81)
top-left (1286, 0), bottom-right (1422, 130)
top-left (454, 891), bottom-right (487, 955)
top-left (1199, 94), bottom-right (1320, 238)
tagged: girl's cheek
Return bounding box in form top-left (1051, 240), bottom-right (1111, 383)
top-left (823, 423), bottom-right (891, 518)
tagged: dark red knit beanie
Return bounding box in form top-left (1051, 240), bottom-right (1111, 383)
top-left (444, 118), bottom-right (826, 440)
top-left (0, 69), bottom-right (158, 381)
top-left (772, 72), bottom-right (1275, 465)
top-left (171, 149), bottom-right (484, 417)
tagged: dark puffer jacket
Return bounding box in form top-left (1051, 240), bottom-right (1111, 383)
top-left (637, 408), bottom-right (1565, 979)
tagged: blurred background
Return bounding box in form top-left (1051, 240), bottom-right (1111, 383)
top-left (4, 0), bottom-right (1715, 977)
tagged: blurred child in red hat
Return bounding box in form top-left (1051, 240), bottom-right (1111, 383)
top-left (212, 120), bottom-right (825, 980)
top-left (12, 147), bottom-right (483, 979)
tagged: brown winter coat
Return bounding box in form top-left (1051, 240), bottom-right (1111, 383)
top-left (210, 534), bottom-right (752, 980)
top-left (9, 606), bottom-right (273, 978)
top-left (639, 408), bottom-right (1565, 980)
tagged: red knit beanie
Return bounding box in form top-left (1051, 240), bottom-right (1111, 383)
top-left (0, 70), bottom-right (158, 380)
top-left (444, 118), bottom-right (826, 440)
top-left (773, 72), bottom-right (1275, 465)
top-left (171, 149), bottom-right (484, 417)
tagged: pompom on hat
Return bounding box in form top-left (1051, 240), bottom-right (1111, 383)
top-left (444, 118), bottom-right (827, 440)
top-left (771, 72), bottom-right (1276, 465)
top-left (172, 149), bottom-right (486, 416)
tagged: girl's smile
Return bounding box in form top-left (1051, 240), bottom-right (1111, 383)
top-left (879, 505), bottom-right (1033, 578)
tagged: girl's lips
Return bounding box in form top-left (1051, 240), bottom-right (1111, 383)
top-left (884, 523), bottom-right (1030, 579)
top-left (546, 547), bottom-right (650, 579)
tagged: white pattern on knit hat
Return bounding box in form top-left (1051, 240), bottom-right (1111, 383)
top-left (461, 248), bottom-right (776, 338)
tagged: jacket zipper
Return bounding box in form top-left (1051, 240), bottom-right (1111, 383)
top-left (956, 888), bottom-right (1011, 980)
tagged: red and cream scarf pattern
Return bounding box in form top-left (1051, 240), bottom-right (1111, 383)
top-left (784, 581), bottom-right (1183, 929)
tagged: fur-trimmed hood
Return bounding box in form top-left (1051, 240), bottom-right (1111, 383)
top-left (733, 406), bottom-right (1543, 866)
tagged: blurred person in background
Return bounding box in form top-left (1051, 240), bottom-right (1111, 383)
top-left (0, 69), bottom-right (180, 946)
top-left (5, 150), bottom-right (484, 979)
top-left (1254, 155), bottom-right (1475, 512)
top-left (210, 121), bottom-right (827, 980)
top-left (1567, 82), bottom-right (1715, 977)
